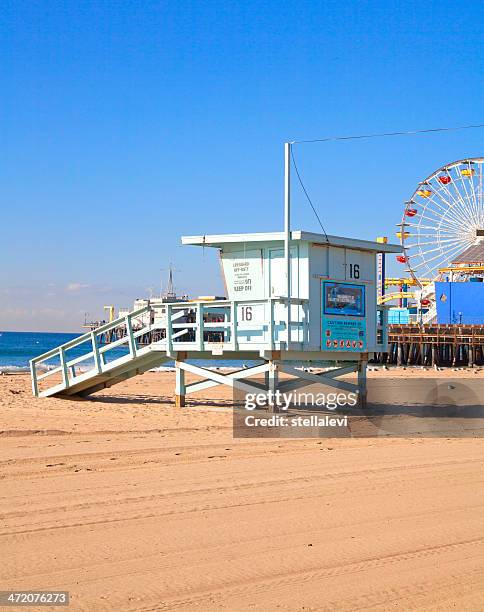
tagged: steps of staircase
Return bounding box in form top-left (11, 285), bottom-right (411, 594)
top-left (40, 349), bottom-right (169, 399)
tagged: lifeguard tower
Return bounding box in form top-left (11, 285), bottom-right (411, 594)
top-left (30, 230), bottom-right (400, 407)
top-left (30, 144), bottom-right (401, 408)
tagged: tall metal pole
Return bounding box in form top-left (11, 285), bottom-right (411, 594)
top-left (284, 142), bottom-right (291, 347)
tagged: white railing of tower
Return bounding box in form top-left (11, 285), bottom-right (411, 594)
top-left (30, 298), bottom-right (311, 397)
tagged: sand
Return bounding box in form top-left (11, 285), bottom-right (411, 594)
top-left (1, 369), bottom-right (483, 611)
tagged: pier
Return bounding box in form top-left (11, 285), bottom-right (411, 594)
top-left (385, 324), bottom-right (484, 367)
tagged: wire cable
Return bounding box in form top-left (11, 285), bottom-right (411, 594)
top-left (290, 146), bottom-right (329, 242)
top-left (290, 122), bottom-right (484, 145)
top-left (287, 122), bottom-right (484, 245)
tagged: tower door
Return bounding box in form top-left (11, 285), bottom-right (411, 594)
top-left (269, 248), bottom-right (299, 298)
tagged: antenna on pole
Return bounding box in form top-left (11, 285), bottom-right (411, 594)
top-left (284, 142), bottom-right (291, 347)
top-left (167, 266), bottom-right (174, 296)
top-left (161, 262), bottom-right (180, 300)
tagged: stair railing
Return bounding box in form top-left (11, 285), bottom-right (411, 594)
top-left (30, 305), bottom-right (153, 396)
top-left (31, 297), bottom-right (310, 396)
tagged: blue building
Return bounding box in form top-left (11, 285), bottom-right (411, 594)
top-left (388, 307), bottom-right (411, 324)
top-left (435, 281), bottom-right (484, 324)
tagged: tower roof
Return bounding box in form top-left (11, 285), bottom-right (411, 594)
top-left (451, 243), bottom-right (484, 265)
top-left (181, 230), bottom-right (402, 253)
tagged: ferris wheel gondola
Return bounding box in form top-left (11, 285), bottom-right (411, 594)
top-left (397, 157), bottom-right (484, 286)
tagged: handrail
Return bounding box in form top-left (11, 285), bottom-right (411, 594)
top-left (156, 297), bottom-right (309, 308)
top-left (30, 297), bottom-right (311, 396)
top-left (30, 305), bottom-right (151, 364)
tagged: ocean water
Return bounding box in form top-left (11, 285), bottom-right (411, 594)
top-left (0, 331), bottom-right (256, 373)
top-left (0, 331), bottom-right (99, 372)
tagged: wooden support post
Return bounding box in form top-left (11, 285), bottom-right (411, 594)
top-left (413, 343), bottom-right (419, 365)
top-left (431, 344), bottom-right (438, 367)
top-left (91, 331), bottom-right (102, 373)
top-left (358, 355), bottom-right (368, 409)
top-left (231, 301), bottom-right (238, 351)
top-left (452, 344), bottom-right (458, 367)
top-left (125, 314), bottom-right (137, 358)
top-left (175, 356), bottom-right (186, 408)
top-left (403, 342), bottom-right (409, 365)
top-left (59, 347), bottom-right (69, 389)
top-left (197, 303), bottom-right (204, 351)
top-left (30, 361), bottom-right (39, 397)
top-left (267, 361), bottom-right (279, 413)
top-left (268, 299), bottom-right (275, 350)
top-left (166, 305), bottom-right (173, 355)
top-left (175, 351), bottom-right (187, 408)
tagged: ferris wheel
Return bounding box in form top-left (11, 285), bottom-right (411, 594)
top-left (397, 157), bottom-right (484, 286)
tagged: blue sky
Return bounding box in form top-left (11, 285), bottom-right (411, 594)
top-left (1, 0), bottom-right (483, 331)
